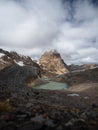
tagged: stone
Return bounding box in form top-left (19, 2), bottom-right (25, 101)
top-left (0, 64), bottom-right (41, 86)
top-left (30, 115), bottom-right (45, 124)
top-left (72, 119), bottom-right (89, 130)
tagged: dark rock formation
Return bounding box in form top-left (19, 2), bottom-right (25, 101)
top-left (0, 64), bottom-right (41, 87)
top-left (54, 67), bottom-right (98, 85)
top-left (39, 50), bottom-right (69, 77)
top-left (68, 67), bottom-right (98, 85)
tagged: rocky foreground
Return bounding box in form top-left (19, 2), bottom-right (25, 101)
top-left (0, 48), bottom-right (98, 130)
top-left (0, 82), bottom-right (98, 130)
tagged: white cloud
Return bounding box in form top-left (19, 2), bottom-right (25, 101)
top-left (0, 0), bottom-right (98, 64)
top-left (0, 0), bottom-right (64, 46)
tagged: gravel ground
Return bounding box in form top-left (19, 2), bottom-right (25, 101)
top-left (0, 82), bottom-right (98, 130)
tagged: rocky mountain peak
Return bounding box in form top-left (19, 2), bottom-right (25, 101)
top-left (41, 49), bottom-right (60, 57)
top-left (39, 50), bottom-right (69, 75)
top-left (0, 48), bottom-right (40, 70)
top-left (0, 48), bottom-right (42, 87)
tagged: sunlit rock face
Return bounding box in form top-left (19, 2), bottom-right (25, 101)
top-left (39, 50), bottom-right (69, 76)
top-left (0, 49), bottom-right (14, 70)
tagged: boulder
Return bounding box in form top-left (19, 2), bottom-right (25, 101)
top-left (0, 64), bottom-right (41, 86)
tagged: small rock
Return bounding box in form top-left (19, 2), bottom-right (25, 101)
top-left (86, 111), bottom-right (97, 119)
top-left (45, 118), bottom-right (56, 128)
top-left (84, 97), bottom-right (89, 99)
top-left (26, 103), bottom-right (32, 108)
top-left (92, 103), bottom-right (98, 108)
top-left (16, 114), bottom-right (27, 118)
top-left (73, 119), bottom-right (88, 130)
top-left (67, 93), bottom-right (80, 97)
top-left (56, 125), bottom-right (63, 130)
top-left (30, 115), bottom-right (45, 124)
top-left (17, 121), bottom-right (38, 130)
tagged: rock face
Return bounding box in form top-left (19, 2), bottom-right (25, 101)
top-left (69, 67), bottom-right (98, 85)
top-left (0, 64), bottom-right (41, 86)
top-left (0, 48), bottom-right (40, 70)
top-left (0, 49), bottom-right (14, 70)
top-left (39, 50), bottom-right (69, 76)
top-left (54, 66), bottom-right (98, 84)
top-left (0, 48), bottom-right (41, 87)
top-left (69, 64), bottom-right (98, 72)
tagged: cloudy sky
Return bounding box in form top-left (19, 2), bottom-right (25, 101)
top-left (0, 0), bottom-right (98, 64)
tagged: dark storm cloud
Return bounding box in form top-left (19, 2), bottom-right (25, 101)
top-left (0, 0), bottom-right (98, 64)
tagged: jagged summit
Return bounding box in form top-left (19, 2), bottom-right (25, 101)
top-left (44, 49), bottom-right (60, 55)
top-left (40, 49), bottom-right (61, 59)
top-left (39, 50), bottom-right (69, 75)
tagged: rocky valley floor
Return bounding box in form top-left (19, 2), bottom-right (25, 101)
top-left (0, 82), bottom-right (98, 130)
top-left (0, 49), bottom-right (98, 130)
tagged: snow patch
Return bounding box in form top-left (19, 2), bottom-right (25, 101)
top-left (0, 53), bottom-right (5, 57)
top-left (0, 58), bottom-right (6, 63)
top-left (14, 60), bottom-right (24, 66)
top-left (84, 96), bottom-right (89, 99)
top-left (67, 93), bottom-right (80, 97)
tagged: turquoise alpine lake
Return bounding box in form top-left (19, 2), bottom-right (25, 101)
top-left (35, 81), bottom-right (68, 90)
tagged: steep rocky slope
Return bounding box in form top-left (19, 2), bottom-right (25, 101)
top-left (39, 50), bottom-right (69, 77)
top-left (0, 48), bottom-right (40, 70)
top-left (0, 49), bottom-right (14, 70)
top-left (0, 48), bottom-right (42, 87)
top-left (0, 64), bottom-right (41, 86)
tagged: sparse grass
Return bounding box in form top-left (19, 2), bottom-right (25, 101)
top-left (0, 99), bottom-right (12, 112)
top-left (5, 88), bottom-right (11, 95)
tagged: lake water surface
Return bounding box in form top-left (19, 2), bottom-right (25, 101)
top-left (35, 81), bottom-right (68, 90)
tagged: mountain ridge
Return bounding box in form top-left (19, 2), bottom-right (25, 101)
top-left (0, 48), bottom-right (40, 70)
